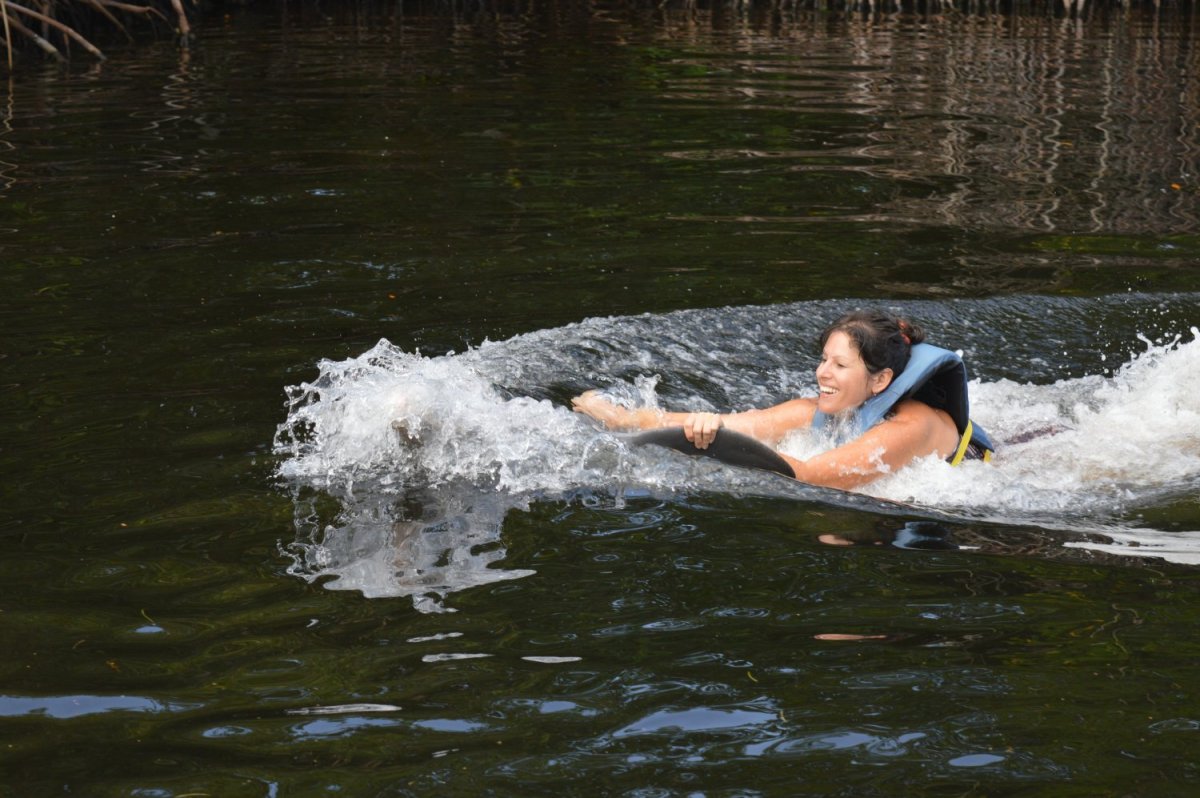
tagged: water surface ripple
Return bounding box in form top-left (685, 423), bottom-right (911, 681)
top-left (2, 6), bottom-right (1199, 796)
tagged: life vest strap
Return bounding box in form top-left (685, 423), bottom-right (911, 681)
top-left (948, 419), bottom-right (994, 466)
top-left (949, 420), bottom-right (975, 467)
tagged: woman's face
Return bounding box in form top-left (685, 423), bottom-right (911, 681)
top-left (815, 330), bottom-right (890, 415)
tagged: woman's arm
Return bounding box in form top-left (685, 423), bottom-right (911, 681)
top-left (780, 400), bottom-right (958, 491)
top-left (572, 391), bottom-right (817, 449)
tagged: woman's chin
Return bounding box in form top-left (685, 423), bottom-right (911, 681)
top-left (816, 395), bottom-right (842, 415)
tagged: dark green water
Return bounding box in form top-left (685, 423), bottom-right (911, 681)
top-left (3, 4), bottom-right (1200, 795)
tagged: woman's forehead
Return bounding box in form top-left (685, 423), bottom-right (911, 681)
top-left (822, 330), bottom-right (860, 357)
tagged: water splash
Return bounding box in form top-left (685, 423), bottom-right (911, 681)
top-left (275, 293), bottom-right (1200, 607)
top-left (868, 326), bottom-right (1200, 520)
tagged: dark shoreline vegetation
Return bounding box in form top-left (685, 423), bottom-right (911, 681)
top-left (0, 0), bottom-right (1194, 69)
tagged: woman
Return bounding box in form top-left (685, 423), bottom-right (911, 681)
top-left (572, 309), bottom-right (994, 490)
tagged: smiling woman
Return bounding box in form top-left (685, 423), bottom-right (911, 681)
top-left (572, 309), bottom-right (995, 491)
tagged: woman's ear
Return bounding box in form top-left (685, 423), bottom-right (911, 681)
top-left (870, 368), bottom-right (894, 395)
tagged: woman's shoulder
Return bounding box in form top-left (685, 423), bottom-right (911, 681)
top-left (765, 396), bottom-right (819, 425)
top-left (890, 397), bottom-right (940, 417)
top-left (886, 397), bottom-right (954, 426)
top-left (883, 398), bottom-right (959, 451)
top-left (776, 396), bottom-right (818, 411)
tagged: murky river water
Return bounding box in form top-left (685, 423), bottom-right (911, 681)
top-left (3, 3), bottom-right (1200, 795)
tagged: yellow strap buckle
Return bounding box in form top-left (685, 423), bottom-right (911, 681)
top-left (949, 420), bottom-right (974, 467)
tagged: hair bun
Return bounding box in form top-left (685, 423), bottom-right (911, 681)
top-left (897, 319), bottom-right (925, 345)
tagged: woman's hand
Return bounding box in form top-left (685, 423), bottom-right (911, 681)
top-left (572, 390), bottom-right (634, 430)
top-left (682, 412), bottom-right (722, 449)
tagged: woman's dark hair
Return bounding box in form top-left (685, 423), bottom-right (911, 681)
top-left (818, 309), bottom-right (925, 377)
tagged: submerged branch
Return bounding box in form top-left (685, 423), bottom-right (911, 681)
top-left (1, 0), bottom-right (166, 67)
top-left (168, 0), bottom-right (189, 40)
top-left (2, 0), bottom-right (11, 71)
top-left (4, 0), bottom-right (108, 60)
top-left (5, 13), bottom-right (67, 62)
top-left (92, 0), bottom-right (166, 16)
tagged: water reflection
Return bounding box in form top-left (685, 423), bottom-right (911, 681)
top-left (819, 520), bottom-right (960, 550)
top-left (816, 517), bottom-right (1187, 568)
top-left (0, 694), bottom-right (196, 719)
top-left (648, 9), bottom-right (1200, 235)
top-left (2, 6), bottom-right (1197, 246)
top-left (284, 485), bottom-right (536, 612)
top-left (0, 83), bottom-right (15, 198)
top-left (612, 704), bottom-right (779, 738)
top-left (132, 47), bottom-right (220, 176)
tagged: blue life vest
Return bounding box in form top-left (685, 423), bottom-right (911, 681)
top-left (811, 343), bottom-right (995, 465)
